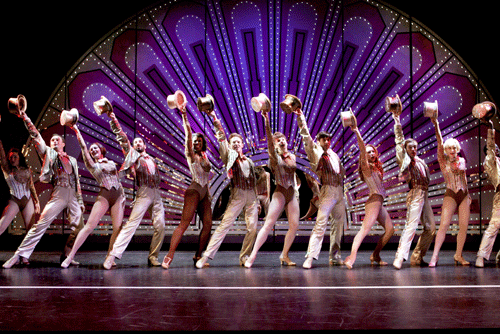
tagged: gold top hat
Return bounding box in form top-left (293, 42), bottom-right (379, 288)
top-left (167, 90), bottom-right (187, 110)
top-left (93, 96), bottom-right (113, 116)
top-left (280, 94), bottom-right (302, 114)
top-left (340, 108), bottom-right (357, 128)
top-left (196, 94), bottom-right (215, 114)
top-left (60, 108), bottom-right (79, 127)
top-left (251, 93), bottom-right (271, 113)
top-left (385, 94), bottom-right (402, 116)
top-left (423, 100), bottom-right (438, 118)
top-left (472, 101), bottom-right (497, 122)
top-left (7, 94), bottom-right (27, 116)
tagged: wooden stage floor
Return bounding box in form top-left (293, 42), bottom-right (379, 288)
top-left (0, 250), bottom-right (499, 331)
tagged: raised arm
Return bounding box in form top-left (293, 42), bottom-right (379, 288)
top-left (392, 114), bottom-right (406, 167)
top-left (430, 116), bottom-right (446, 166)
top-left (19, 110), bottom-right (47, 158)
top-left (181, 107), bottom-right (195, 160)
top-left (484, 122), bottom-right (500, 188)
top-left (263, 110), bottom-right (278, 163)
top-left (0, 139), bottom-right (9, 174)
top-left (71, 125), bottom-right (96, 172)
top-left (209, 110), bottom-right (230, 164)
top-left (351, 124), bottom-right (369, 173)
top-left (108, 112), bottom-right (132, 155)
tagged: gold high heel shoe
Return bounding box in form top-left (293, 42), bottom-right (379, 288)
top-left (454, 254), bottom-right (470, 266)
top-left (279, 255), bottom-right (296, 266)
top-left (370, 254), bottom-right (388, 266)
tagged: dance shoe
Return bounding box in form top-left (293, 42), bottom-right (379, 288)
top-left (454, 255), bottom-right (470, 266)
top-left (103, 255), bottom-right (115, 270)
top-left (279, 255), bottom-right (296, 266)
top-left (370, 254), bottom-right (388, 266)
top-left (393, 257), bottom-right (404, 270)
top-left (239, 255), bottom-right (249, 267)
top-left (195, 256), bottom-right (209, 269)
top-left (344, 255), bottom-right (354, 269)
top-left (161, 256), bottom-right (172, 269)
top-left (329, 257), bottom-right (344, 266)
top-left (428, 256), bottom-right (439, 267)
top-left (475, 257), bottom-right (484, 268)
top-left (3, 255), bottom-right (20, 269)
top-left (244, 256), bottom-right (255, 268)
top-left (148, 257), bottom-right (161, 267)
top-left (302, 257), bottom-right (313, 269)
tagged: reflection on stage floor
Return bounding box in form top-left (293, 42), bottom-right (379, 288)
top-left (0, 250), bottom-right (499, 331)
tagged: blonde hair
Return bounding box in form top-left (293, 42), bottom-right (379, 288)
top-left (443, 138), bottom-right (461, 152)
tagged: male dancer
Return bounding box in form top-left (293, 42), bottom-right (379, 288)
top-left (3, 109), bottom-right (83, 268)
top-left (391, 108), bottom-right (436, 269)
top-left (103, 111), bottom-right (165, 269)
top-left (294, 108), bottom-right (346, 269)
top-left (195, 110), bottom-right (258, 268)
top-left (476, 119), bottom-right (500, 267)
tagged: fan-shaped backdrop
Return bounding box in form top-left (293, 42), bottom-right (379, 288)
top-left (10, 0), bottom-right (495, 245)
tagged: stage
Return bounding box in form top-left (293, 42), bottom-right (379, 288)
top-left (1, 250), bottom-right (498, 331)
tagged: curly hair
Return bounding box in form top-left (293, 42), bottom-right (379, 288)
top-left (358, 144), bottom-right (384, 182)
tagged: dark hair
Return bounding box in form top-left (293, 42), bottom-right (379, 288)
top-left (7, 147), bottom-right (28, 168)
top-left (90, 142), bottom-right (107, 159)
top-left (316, 131), bottom-right (332, 141)
top-left (404, 138), bottom-right (418, 150)
top-left (194, 133), bottom-right (207, 152)
top-left (51, 133), bottom-right (65, 144)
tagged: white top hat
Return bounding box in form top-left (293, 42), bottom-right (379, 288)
top-left (60, 108), bottom-right (79, 127)
top-left (93, 96), bottom-right (113, 116)
top-left (472, 101), bottom-right (497, 122)
top-left (423, 100), bottom-right (438, 118)
top-left (280, 94), bottom-right (302, 114)
top-left (251, 93), bottom-right (271, 112)
top-left (167, 90), bottom-right (187, 110)
top-left (340, 108), bottom-right (356, 128)
top-left (196, 94), bottom-right (215, 114)
top-left (385, 94), bottom-right (402, 116)
top-left (7, 94), bottom-right (27, 116)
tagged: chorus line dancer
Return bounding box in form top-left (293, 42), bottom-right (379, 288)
top-left (294, 108), bottom-right (346, 269)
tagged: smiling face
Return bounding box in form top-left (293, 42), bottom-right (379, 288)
top-left (405, 140), bottom-right (418, 159)
top-left (133, 137), bottom-right (146, 153)
top-left (229, 134), bottom-right (244, 155)
top-left (366, 145), bottom-right (378, 163)
top-left (89, 143), bottom-right (103, 160)
top-left (50, 135), bottom-right (65, 152)
top-left (274, 135), bottom-right (288, 154)
top-left (444, 138), bottom-right (461, 160)
top-left (8, 151), bottom-right (20, 167)
top-left (193, 134), bottom-right (205, 153)
top-left (318, 137), bottom-right (332, 152)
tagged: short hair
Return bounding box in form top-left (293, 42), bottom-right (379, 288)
top-left (316, 131), bottom-right (332, 141)
top-left (51, 133), bottom-right (65, 144)
top-left (443, 138), bottom-right (461, 152)
top-left (272, 132), bottom-right (286, 141)
top-left (193, 133), bottom-right (207, 152)
top-left (228, 133), bottom-right (244, 143)
top-left (90, 142), bottom-right (107, 158)
top-left (133, 137), bottom-right (145, 145)
top-left (404, 138), bottom-right (418, 150)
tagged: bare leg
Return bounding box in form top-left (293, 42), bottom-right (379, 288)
top-left (429, 196), bottom-right (457, 267)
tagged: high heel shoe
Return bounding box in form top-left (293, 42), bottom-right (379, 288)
top-left (161, 256), bottom-right (172, 269)
top-left (279, 255), bottom-right (296, 266)
top-left (454, 254), bottom-right (470, 266)
top-left (370, 254), bottom-right (388, 266)
top-left (428, 256), bottom-right (439, 267)
top-left (344, 255), bottom-right (354, 269)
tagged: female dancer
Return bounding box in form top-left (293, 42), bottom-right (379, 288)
top-left (162, 105), bottom-right (213, 269)
top-left (429, 115), bottom-right (470, 266)
top-left (0, 141), bottom-right (40, 245)
top-left (61, 125), bottom-right (125, 268)
top-left (244, 108), bottom-right (300, 268)
top-left (344, 118), bottom-right (394, 269)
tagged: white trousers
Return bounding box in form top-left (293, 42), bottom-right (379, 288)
top-left (16, 186), bottom-right (82, 259)
top-left (477, 191), bottom-right (500, 260)
top-left (395, 188), bottom-right (436, 261)
top-left (305, 185), bottom-right (345, 260)
top-left (110, 186), bottom-right (165, 260)
top-left (203, 188), bottom-right (258, 261)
